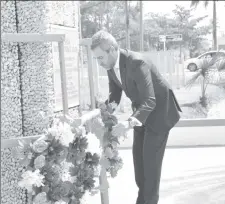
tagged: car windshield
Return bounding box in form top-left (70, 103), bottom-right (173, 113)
top-left (197, 52), bottom-right (225, 59)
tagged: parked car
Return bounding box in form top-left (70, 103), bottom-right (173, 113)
top-left (184, 50), bottom-right (225, 71)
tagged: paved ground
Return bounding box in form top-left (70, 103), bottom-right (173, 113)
top-left (83, 147), bottom-right (225, 204)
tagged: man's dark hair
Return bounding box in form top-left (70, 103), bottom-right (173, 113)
top-left (91, 30), bottom-right (118, 51)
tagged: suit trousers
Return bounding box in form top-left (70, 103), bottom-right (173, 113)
top-left (132, 125), bottom-right (169, 204)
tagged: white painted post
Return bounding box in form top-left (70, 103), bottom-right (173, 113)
top-left (87, 45), bottom-right (96, 110)
top-left (99, 167), bottom-right (109, 204)
top-left (77, 49), bottom-right (82, 115)
top-left (93, 58), bottom-right (100, 95)
top-left (58, 41), bottom-right (69, 115)
top-left (78, 2), bottom-right (84, 113)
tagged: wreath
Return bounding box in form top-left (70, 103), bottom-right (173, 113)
top-left (14, 102), bottom-right (127, 203)
top-left (13, 117), bottom-right (100, 204)
top-left (93, 101), bottom-right (125, 178)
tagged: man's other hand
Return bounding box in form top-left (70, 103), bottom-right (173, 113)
top-left (128, 117), bottom-right (142, 128)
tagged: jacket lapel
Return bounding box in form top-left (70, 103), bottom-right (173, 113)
top-left (109, 68), bottom-right (123, 89)
top-left (108, 49), bottom-right (130, 95)
top-left (119, 49), bottom-right (130, 96)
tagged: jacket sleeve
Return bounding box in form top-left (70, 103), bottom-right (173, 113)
top-left (105, 72), bottom-right (122, 107)
top-left (131, 62), bottom-right (156, 124)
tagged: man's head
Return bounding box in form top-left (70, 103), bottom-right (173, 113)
top-left (91, 30), bottom-right (119, 70)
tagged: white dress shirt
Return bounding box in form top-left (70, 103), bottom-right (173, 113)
top-left (113, 50), bottom-right (122, 85)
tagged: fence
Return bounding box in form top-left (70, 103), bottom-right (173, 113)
top-left (80, 47), bottom-right (186, 106)
top-left (79, 43), bottom-right (187, 112)
top-left (144, 51), bottom-right (186, 89)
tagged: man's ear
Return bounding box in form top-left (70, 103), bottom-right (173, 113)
top-left (106, 46), bottom-right (115, 54)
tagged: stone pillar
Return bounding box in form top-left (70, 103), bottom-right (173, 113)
top-left (1, 2), bottom-right (26, 204)
top-left (16, 1), bottom-right (54, 136)
top-left (1, 1), bottom-right (80, 204)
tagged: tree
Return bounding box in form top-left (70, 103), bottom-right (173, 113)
top-left (191, 0), bottom-right (218, 50)
top-left (186, 55), bottom-right (225, 107)
top-left (172, 5), bottom-right (211, 57)
top-left (144, 13), bottom-right (176, 50)
top-left (80, 1), bottom-right (139, 50)
top-left (143, 5), bottom-right (211, 53)
top-left (80, 2), bottom-right (212, 53)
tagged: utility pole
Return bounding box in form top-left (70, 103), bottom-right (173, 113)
top-left (213, 0), bottom-right (217, 50)
top-left (140, 0), bottom-right (144, 51)
top-left (125, 1), bottom-right (130, 49)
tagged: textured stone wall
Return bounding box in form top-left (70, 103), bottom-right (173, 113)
top-left (1, 1), bottom-right (79, 204)
top-left (1, 1), bottom-right (26, 203)
top-left (16, 1), bottom-right (54, 136)
top-left (1, 1), bottom-right (22, 139)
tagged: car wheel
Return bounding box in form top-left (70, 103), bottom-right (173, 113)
top-left (187, 63), bottom-right (197, 72)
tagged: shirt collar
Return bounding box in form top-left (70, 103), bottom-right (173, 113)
top-left (114, 49), bottom-right (120, 69)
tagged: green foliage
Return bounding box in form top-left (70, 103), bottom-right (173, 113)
top-left (97, 101), bottom-right (124, 177)
top-left (81, 1), bottom-right (212, 52)
top-left (185, 53), bottom-right (225, 107)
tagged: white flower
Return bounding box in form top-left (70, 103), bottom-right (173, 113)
top-left (34, 155), bottom-right (45, 169)
top-left (74, 125), bottom-right (86, 136)
top-left (94, 165), bottom-right (101, 177)
top-left (49, 122), bottom-right (75, 147)
top-left (33, 192), bottom-right (48, 204)
top-left (54, 200), bottom-right (67, 204)
top-left (86, 133), bottom-right (102, 155)
top-left (32, 137), bottom-right (48, 153)
top-left (18, 170), bottom-right (45, 192)
top-left (61, 171), bottom-right (73, 182)
top-left (48, 127), bottom-right (58, 137)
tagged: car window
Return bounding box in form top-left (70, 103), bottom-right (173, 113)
top-left (210, 52), bottom-right (217, 57)
top-left (197, 52), bottom-right (225, 60)
top-left (199, 53), bottom-right (213, 59)
top-left (215, 52), bottom-right (225, 58)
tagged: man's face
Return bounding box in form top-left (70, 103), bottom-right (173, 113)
top-left (92, 46), bottom-right (116, 70)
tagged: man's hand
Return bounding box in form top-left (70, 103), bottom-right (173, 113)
top-left (128, 117), bottom-right (142, 128)
top-left (111, 121), bottom-right (129, 137)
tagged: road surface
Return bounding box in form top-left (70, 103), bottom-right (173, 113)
top-left (82, 147), bottom-right (225, 204)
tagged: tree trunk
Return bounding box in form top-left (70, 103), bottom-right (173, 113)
top-left (125, 1), bottom-right (130, 49)
top-left (213, 0), bottom-right (217, 50)
top-left (140, 1), bottom-right (144, 51)
top-left (200, 77), bottom-right (208, 107)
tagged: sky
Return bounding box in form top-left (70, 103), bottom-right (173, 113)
top-left (142, 1), bottom-right (225, 38)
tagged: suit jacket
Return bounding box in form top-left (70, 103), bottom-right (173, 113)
top-left (106, 49), bottom-right (182, 133)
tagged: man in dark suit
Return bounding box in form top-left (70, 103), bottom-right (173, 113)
top-left (91, 30), bottom-right (182, 204)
